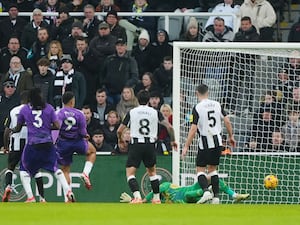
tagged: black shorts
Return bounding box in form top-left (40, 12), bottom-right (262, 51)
top-left (126, 143), bottom-right (156, 168)
top-left (7, 151), bottom-right (22, 170)
top-left (196, 146), bottom-right (222, 167)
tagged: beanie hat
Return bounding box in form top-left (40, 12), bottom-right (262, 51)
top-left (187, 17), bottom-right (198, 30)
top-left (72, 21), bottom-right (83, 30)
top-left (106, 10), bottom-right (118, 19)
top-left (138, 29), bottom-right (150, 42)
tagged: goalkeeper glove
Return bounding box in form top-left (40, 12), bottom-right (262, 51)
top-left (120, 192), bottom-right (132, 203)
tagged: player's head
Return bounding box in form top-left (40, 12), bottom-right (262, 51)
top-left (196, 84), bottom-right (209, 99)
top-left (62, 91), bottom-right (75, 107)
top-left (137, 90), bottom-right (150, 105)
top-left (29, 87), bottom-right (46, 110)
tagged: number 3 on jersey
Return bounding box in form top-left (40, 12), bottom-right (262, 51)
top-left (32, 110), bottom-right (43, 128)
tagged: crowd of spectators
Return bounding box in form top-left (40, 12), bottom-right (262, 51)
top-left (0, 0), bottom-right (300, 154)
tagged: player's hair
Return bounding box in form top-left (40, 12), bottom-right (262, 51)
top-left (19, 90), bottom-right (29, 104)
top-left (29, 88), bottom-right (46, 110)
top-left (137, 90), bottom-right (150, 105)
top-left (196, 84), bottom-right (208, 95)
top-left (62, 91), bottom-right (75, 104)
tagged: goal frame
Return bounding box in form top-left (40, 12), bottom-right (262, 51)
top-left (172, 42), bottom-right (300, 185)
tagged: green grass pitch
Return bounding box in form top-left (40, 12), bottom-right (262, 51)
top-left (1, 203), bottom-right (299, 225)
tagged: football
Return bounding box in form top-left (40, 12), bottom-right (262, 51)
top-left (264, 175), bottom-right (279, 189)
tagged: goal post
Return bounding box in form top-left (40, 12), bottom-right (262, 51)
top-left (172, 42), bottom-right (300, 203)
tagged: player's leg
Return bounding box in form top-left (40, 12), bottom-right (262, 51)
top-left (195, 149), bottom-right (212, 204)
top-left (54, 168), bottom-right (75, 202)
top-left (34, 172), bottom-right (45, 202)
top-left (144, 143), bottom-right (161, 204)
top-left (207, 165), bottom-right (219, 204)
top-left (126, 143), bottom-right (142, 203)
top-left (81, 141), bottom-right (96, 190)
top-left (2, 151), bottom-right (22, 202)
top-left (219, 179), bottom-right (250, 202)
top-left (19, 170), bottom-right (36, 203)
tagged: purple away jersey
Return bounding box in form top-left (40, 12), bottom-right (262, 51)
top-left (18, 104), bottom-right (58, 145)
top-left (56, 107), bottom-right (88, 140)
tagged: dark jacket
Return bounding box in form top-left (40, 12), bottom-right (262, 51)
top-left (0, 92), bottom-right (20, 133)
top-left (153, 64), bottom-right (173, 97)
top-left (52, 17), bottom-right (75, 42)
top-left (0, 47), bottom-right (29, 73)
top-left (233, 25), bottom-right (260, 42)
top-left (33, 70), bottom-right (54, 103)
top-left (132, 44), bottom-right (153, 79)
top-left (102, 52), bottom-right (138, 94)
top-left (0, 17), bottom-right (27, 48)
top-left (288, 18), bottom-right (300, 42)
top-left (83, 17), bottom-right (101, 42)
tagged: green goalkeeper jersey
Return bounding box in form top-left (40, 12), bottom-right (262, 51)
top-left (145, 182), bottom-right (204, 203)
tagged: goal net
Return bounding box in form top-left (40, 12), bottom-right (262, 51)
top-left (172, 42), bottom-right (300, 204)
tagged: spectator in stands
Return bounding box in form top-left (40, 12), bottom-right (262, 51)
top-left (238, 0), bottom-right (276, 41)
top-left (180, 17), bottom-right (203, 42)
top-left (288, 86), bottom-right (300, 113)
top-left (33, 58), bottom-right (54, 103)
top-left (1, 56), bottom-right (33, 95)
top-left (114, 0), bottom-right (132, 11)
top-left (62, 21), bottom-right (86, 54)
top-left (105, 10), bottom-right (127, 41)
top-left (233, 16), bottom-right (259, 41)
top-left (49, 54), bottom-right (86, 109)
top-left (132, 30), bottom-right (152, 78)
top-left (269, 129), bottom-right (289, 152)
top-left (287, 50), bottom-right (300, 81)
top-left (153, 56), bottom-right (173, 100)
top-left (102, 38), bottom-right (138, 106)
top-left (47, 40), bottom-right (63, 74)
top-left (202, 17), bottom-right (234, 42)
top-left (248, 103), bottom-right (276, 151)
top-left (21, 9), bottom-right (50, 50)
top-left (157, 103), bottom-right (173, 155)
top-left (112, 127), bottom-right (130, 155)
top-left (52, 8), bottom-right (74, 42)
top-left (102, 110), bottom-right (120, 148)
top-left (91, 88), bottom-right (115, 126)
top-left (116, 86), bottom-right (139, 120)
top-left (71, 37), bottom-right (100, 105)
top-left (281, 109), bottom-right (300, 152)
top-left (96, 0), bottom-right (121, 21)
top-left (288, 17), bottom-right (300, 42)
top-left (273, 68), bottom-right (293, 104)
top-left (65, 0), bottom-right (88, 13)
top-left (205, 0), bottom-right (240, 32)
top-left (0, 79), bottom-right (20, 149)
top-left (89, 22), bottom-right (117, 66)
top-left (82, 105), bottom-right (102, 136)
top-left (83, 4), bottom-right (101, 42)
top-left (149, 90), bottom-right (164, 110)
top-left (27, 27), bottom-right (51, 74)
top-left (38, 0), bottom-right (65, 25)
top-left (174, 0), bottom-right (201, 32)
top-left (118, 0), bottom-right (156, 51)
top-left (0, 4), bottom-right (27, 48)
top-left (135, 72), bottom-right (160, 95)
top-left (150, 29), bottom-right (173, 72)
top-left (0, 37), bottom-right (29, 74)
top-left (91, 129), bottom-right (114, 153)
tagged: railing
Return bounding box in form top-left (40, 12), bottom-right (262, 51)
top-left (0, 12), bottom-right (238, 34)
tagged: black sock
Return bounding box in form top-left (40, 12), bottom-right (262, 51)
top-left (150, 179), bottom-right (160, 194)
top-left (128, 177), bottom-right (139, 193)
top-left (5, 170), bottom-right (13, 186)
top-left (197, 174), bottom-right (209, 192)
top-left (211, 175), bottom-right (219, 198)
top-left (35, 177), bottom-right (44, 198)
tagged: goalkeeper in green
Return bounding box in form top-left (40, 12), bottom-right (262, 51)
top-left (120, 179), bottom-right (250, 203)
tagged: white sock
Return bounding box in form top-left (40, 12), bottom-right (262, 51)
top-left (83, 161), bottom-right (93, 176)
top-left (54, 169), bottom-right (70, 197)
top-left (153, 193), bottom-right (160, 201)
top-left (133, 191), bottom-right (142, 199)
top-left (20, 171), bottom-right (34, 199)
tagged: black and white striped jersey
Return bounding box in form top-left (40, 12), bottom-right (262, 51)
top-left (192, 99), bottom-right (227, 150)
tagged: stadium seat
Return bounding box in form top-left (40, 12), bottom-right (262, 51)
top-left (157, 16), bottom-right (183, 41)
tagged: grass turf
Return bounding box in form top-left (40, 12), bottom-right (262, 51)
top-left (0, 203), bottom-right (299, 225)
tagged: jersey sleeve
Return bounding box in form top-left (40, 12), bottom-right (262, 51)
top-left (122, 112), bottom-right (130, 126)
top-left (191, 106), bottom-right (199, 125)
top-left (158, 111), bottom-right (165, 122)
top-left (221, 105), bottom-right (228, 117)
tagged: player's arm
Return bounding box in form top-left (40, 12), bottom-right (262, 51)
top-left (158, 112), bottom-right (177, 150)
top-left (182, 106), bottom-right (198, 158)
top-left (3, 127), bottom-right (11, 153)
top-left (12, 122), bottom-right (23, 133)
top-left (117, 112), bottom-right (130, 140)
top-left (52, 120), bottom-right (61, 130)
top-left (223, 115), bottom-right (236, 148)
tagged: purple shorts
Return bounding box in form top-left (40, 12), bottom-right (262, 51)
top-left (56, 139), bottom-right (88, 166)
top-left (21, 143), bottom-right (58, 177)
